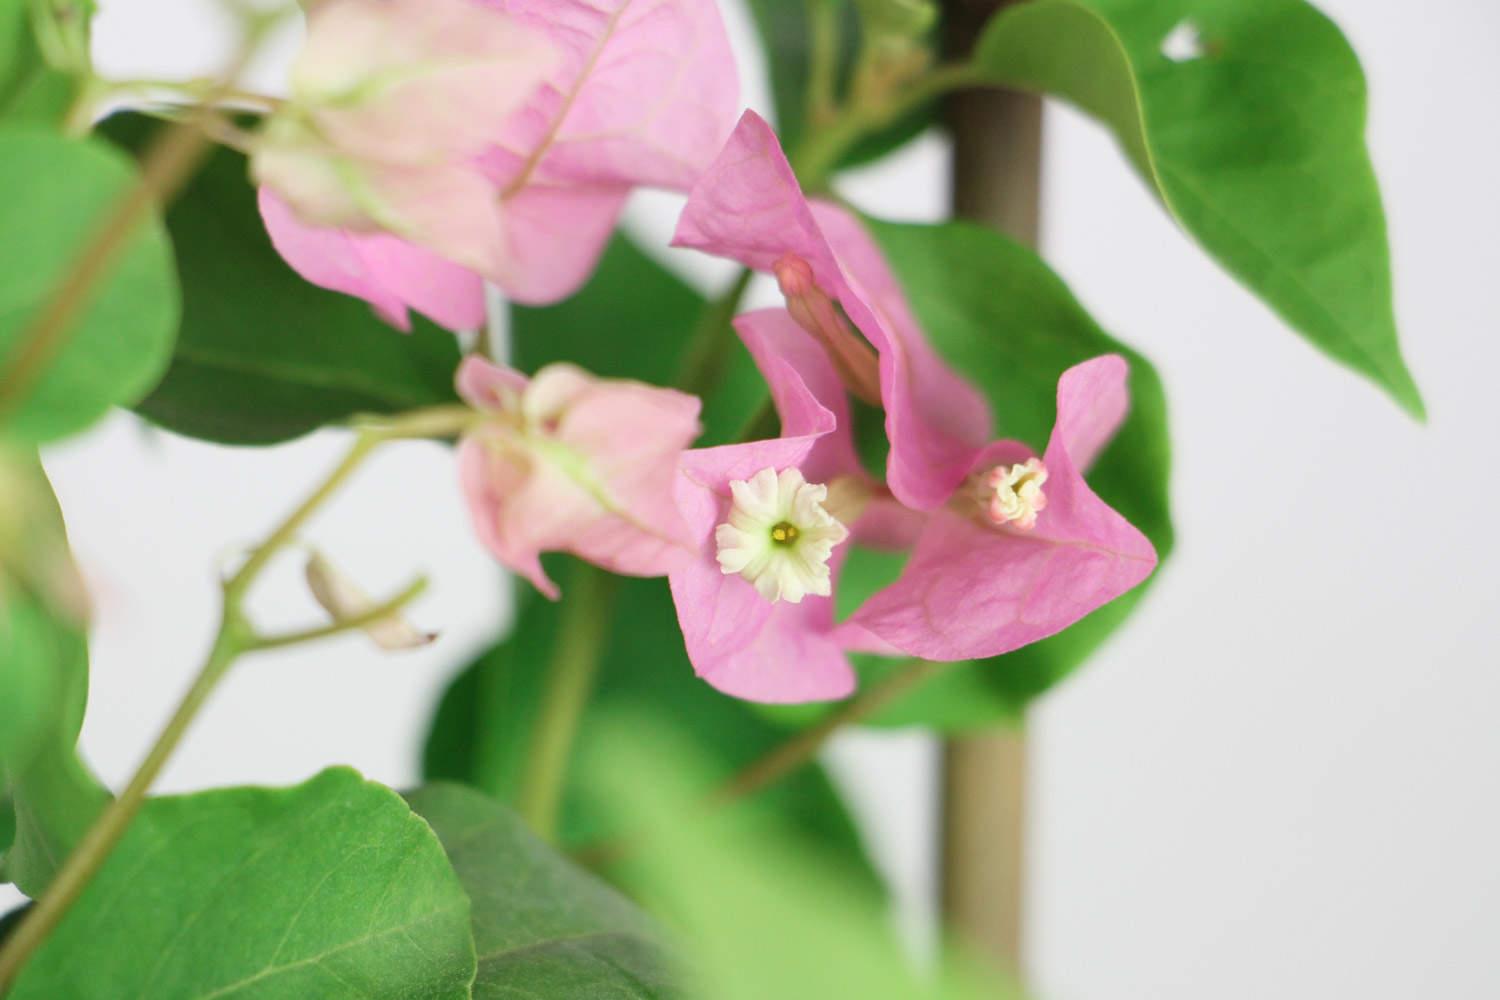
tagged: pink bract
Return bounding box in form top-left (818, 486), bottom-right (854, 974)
top-left (839, 355), bottom-right (1158, 661)
top-left (455, 355), bottom-right (701, 598)
top-left (672, 110), bottom-right (993, 512)
top-left (667, 309), bottom-right (859, 703)
top-left (259, 191), bottom-right (490, 332)
top-left (260, 0), bottom-right (740, 326)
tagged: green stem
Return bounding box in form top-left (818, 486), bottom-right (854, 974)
top-left (516, 568), bottom-right (618, 841)
top-left (673, 268), bottom-right (753, 395)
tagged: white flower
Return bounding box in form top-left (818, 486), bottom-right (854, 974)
top-left (981, 458), bottom-right (1048, 531)
top-left (714, 467), bottom-right (849, 604)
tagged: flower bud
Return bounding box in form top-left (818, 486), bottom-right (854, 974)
top-left (304, 552), bottom-right (435, 651)
top-left (455, 357), bottom-right (702, 598)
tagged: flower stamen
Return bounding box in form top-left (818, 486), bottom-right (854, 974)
top-left (978, 458), bottom-right (1049, 531)
top-left (715, 467), bottom-right (849, 604)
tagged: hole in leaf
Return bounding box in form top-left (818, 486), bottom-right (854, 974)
top-left (1160, 20), bottom-right (1205, 62)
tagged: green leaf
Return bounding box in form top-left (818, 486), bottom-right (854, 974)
top-left (853, 217), bottom-right (1174, 727)
top-left (0, 3), bottom-right (79, 127)
top-left (99, 114), bottom-right (465, 446)
top-left (0, 449), bottom-right (109, 894)
top-left (423, 564), bottom-right (879, 885)
top-left (0, 594), bottom-right (83, 778)
top-left (12, 768), bottom-right (476, 1000)
top-left (1, 738), bottom-right (108, 896)
top-left (585, 712), bottom-right (1021, 1000)
top-left (0, 126), bottom-right (178, 443)
top-left (970, 0), bottom-right (1422, 416)
top-left (408, 783), bottom-right (674, 1000)
top-left (744, 0), bottom-right (935, 171)
top-left (512, 233), bottom-right (764, 446)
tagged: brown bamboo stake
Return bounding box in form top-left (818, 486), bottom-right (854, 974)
top-left (939, 0), bottom-right (1043, 977)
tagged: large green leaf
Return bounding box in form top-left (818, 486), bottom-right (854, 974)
top-left (423, 562), bottom-right (879, 884)
top-left (512, 232), bottom-right (764, 447)
top-left (11, 768), bottom-right (476, 999)
top-left (970, 0), bottom-right (1421, 416)
top-left (408, 783), bottom-right (674, 1000)
top-left (838, 218), bottom-right (1174, 728)
top-left (99, 114), bottom-right (464, 446)
top-left (0, 127), bottom-right (178, 443)
top-left (587, 713), bottom-right (1020, 1000)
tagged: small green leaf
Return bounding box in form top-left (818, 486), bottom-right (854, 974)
top-left (423, 564), bottom-right (880, 885)
top-left (512, 233), bottom-right (764, 446)
top-left (408, 783), bottom-right (674, 1000)
top-left (854, 217), bottom-right (1174, 727)
top-left (0, 126), bottom-right (178, 443)
top-left (12, 768), bottom-right (476, 1000)
top-left (99, 114), bottom-right (465, 445)
top-left (971, 0), bottom-right (1422, 416)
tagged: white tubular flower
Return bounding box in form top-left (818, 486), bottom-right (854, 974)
top-left (981, 457), bottom-right (1049, 531)
top-left (714, 467), bottom-right (849, 604)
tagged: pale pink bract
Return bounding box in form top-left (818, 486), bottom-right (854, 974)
top-left (455, 355), bottom-right (701, 598)
top-left (260, 0), bottom-right (740, 328)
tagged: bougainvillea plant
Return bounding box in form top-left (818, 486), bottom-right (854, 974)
top-left (0, 0), bottom-right (1420, 996)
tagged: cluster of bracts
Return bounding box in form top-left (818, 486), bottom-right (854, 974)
top-left (253, 0), bottom-right (1156, 704)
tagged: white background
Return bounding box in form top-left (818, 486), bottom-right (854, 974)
top-left (9, 1), bottom-right (1500, 998)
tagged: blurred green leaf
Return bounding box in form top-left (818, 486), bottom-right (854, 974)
top-left (512, 233), bottom-right (764, 446)
top-left (744, 0), bottom-right (936, 171)
top-left (853, 0), bottom-right (937, 38)
top-left (971, 0), bottom-right (1422, 416)
top-left (0, 3), bottom-right (78, 127)
top-left (100, 113), bottom-right (464, 445)
top-left (586, 712), bottom-right (1022, 1000)
top-left (1, 737), bottom-right (107, 897)
top-left (408, 783), bottom-right (675, 999)
top-left (0, 448), bottom-right (107, 896)
top-left (423, 562), bottom-right (880, 886)
top-left (11, 768), bottom-right (475, 999)
top-left (0, 126), bottom-right (178, 443)
top-left (846, 218), bottom-right (1173, 727)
